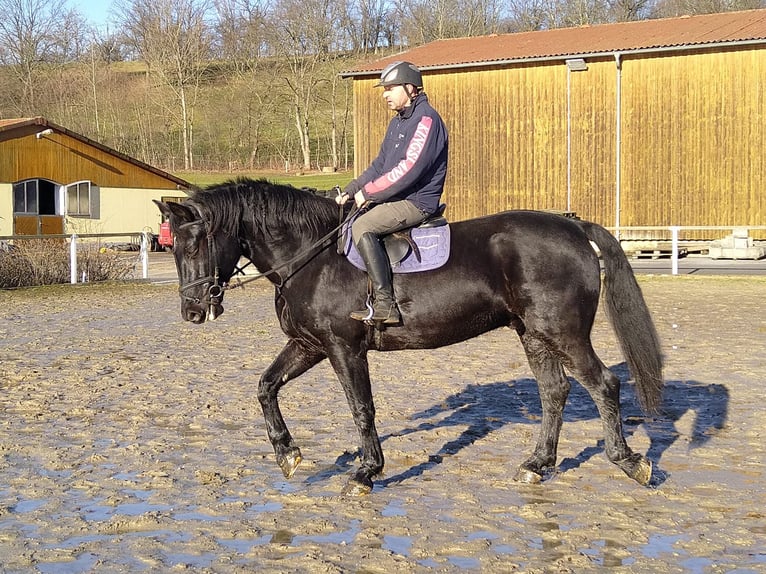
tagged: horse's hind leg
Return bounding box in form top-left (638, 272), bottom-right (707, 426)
top-left (515, 334), bottom-right (571, 484)
top-left (567, 347), bottom-right (652, 485)
top-left (258, 339), bottom-right (326, 479)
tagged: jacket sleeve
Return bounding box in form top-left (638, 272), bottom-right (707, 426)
top-left (360, 115), bottom-right (443, 204)
top-left (355, 123), bottom-right (394, 189)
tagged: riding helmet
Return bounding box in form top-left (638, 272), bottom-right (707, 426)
top-left (375, 61), bottom-right (423, 89)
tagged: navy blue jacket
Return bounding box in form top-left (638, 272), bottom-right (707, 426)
top-left (357, 93), bottom-right (448, 215)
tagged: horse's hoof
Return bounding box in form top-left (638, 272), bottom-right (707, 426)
top-left (342, 474), bottom-right (373, 496)
top-left (513, 467), bottom-right (543, 484)
top-left (624, 456), bottom-right (652, 486)
top-left (277, 449), bottom-right (302, 479)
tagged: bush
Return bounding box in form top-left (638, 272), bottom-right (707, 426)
top-left (0, 239), bottom-right (136, 288)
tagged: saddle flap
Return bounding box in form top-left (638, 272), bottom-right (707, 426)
top-left (383, 233), bottom-right (416, 265)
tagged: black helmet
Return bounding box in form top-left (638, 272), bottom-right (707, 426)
top-left (375, 61), bottom-right (423, 89)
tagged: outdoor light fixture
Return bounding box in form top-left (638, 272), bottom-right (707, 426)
top-left (565, 58), bottom-right (588, 71)
top-left (35, 129), bottom-right (53, 139)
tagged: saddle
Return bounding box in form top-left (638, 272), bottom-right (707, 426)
top-left (383, 204), bottom-right (447, 265)
top-left (342, 204), bottom-right (451, 274)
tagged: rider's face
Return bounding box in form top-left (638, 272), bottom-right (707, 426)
top-left (382, 84), bottom-right (412, 111)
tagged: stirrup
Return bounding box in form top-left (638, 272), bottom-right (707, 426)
top-left (350, 301), bottom-right (400, 325)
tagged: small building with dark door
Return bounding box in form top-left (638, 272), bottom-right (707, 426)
top-left (0, 117), bottom-right (191, 239)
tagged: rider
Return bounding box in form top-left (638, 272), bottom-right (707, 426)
top-left (336, 61), bottom-right (449, 325)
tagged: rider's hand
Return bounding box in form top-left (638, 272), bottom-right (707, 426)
top-left (335, 192), bottom-right (349, 205)
top-left (354, 190), bottom-right (369, 208)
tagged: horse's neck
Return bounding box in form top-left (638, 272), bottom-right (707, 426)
top-left (238, 231), bottom-right (315, 273)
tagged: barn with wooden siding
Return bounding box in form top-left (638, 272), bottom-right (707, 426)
top-left (342, 10), bottom-right (766, 240)
top-left (0, 117), bottom-right (190, 239)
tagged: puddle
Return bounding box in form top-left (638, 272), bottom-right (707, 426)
top-left (381, 499), bottom-right (407, 517)
top-left (12, 499), bottom-right (46, 513)
top-left (641, 533), bottom-right (687, 559)
top-left (382, 534), bottom-right (412, 556)
top-left (36, 552), bottom-right (100, 574)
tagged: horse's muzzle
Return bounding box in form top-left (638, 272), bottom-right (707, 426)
top-left (182, 300), bottom-right (224, 324)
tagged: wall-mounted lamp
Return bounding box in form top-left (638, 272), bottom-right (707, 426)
top-left (565, 58), bottom-right (588, 72)
top-left (35, 128), bottom-right (54, 139)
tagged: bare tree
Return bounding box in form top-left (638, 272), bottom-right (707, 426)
top-left (396, 0), bottom-right (504, 44)
top-left (343, 0), bottom-right (393, 53)
top-left (266, 0), bottom-right (347, 170)
top-left (212, 0), bottom-right (279, 169)
top-left (118, 0), bottom-right (214, 170)
top-left (0, 0), bottom-right (81, 111)
top-left (651, 0), bottom-right (764, 16)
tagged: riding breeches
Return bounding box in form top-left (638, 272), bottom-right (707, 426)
top-left (351, 200), bottom-right (427, 245)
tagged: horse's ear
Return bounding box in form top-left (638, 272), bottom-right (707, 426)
top-left (153, 199), bottom-right (197, 224)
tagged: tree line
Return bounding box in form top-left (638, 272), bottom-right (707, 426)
top-left (0, 0), bottom-right (761, 174)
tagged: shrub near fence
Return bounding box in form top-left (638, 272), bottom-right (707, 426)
top-left (0, 239), bottom-right (135, 289)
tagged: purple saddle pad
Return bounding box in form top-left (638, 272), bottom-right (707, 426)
top-left (344, 223), bottom-right (451, 274)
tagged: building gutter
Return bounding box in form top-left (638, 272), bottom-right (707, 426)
top-left (614, 53), bottom-right (622, 239)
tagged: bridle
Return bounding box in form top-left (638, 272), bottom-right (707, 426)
top-left (176, 191), bottom-right (357, 313)
top-left (176, 214), bottom-right (225, 311)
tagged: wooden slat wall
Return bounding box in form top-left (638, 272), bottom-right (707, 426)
top-left (352, 44), bottom-right (765, 239)
top-left (569, 59), bottom-right (617, 226)
top-left (0, 134), bottom-right (180, 190)
top-left (620, 47), bottom-right (766, 238)
top-left (353, 63), bottom-right (570, 223)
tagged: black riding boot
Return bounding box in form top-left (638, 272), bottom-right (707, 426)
top-left (351, 233), bottom-right (401, 324)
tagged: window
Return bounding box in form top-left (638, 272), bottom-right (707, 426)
top-left (13, 180), bottom-right (38, 214)
top-left (67, 181), bottom-right (92, 217)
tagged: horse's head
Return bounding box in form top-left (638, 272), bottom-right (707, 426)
top-left (154, 199), bottom-right (242, 324)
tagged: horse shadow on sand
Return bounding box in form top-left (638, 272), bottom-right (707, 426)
top-left (305, 363), bottom-right (728, 489)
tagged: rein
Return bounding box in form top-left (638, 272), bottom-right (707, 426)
top-left (226, 205), bottom-right (356, 292)
top-left (179, 189), bottom-right (356, 306)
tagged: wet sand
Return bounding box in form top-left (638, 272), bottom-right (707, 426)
top-left (1, 276), bottom-right (764, 572)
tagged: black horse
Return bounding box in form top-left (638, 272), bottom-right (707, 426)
top-left (155, 178), bottom-right (663, 495)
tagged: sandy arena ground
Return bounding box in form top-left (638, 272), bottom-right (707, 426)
top-left (0, 275), bottom-right (764, 573)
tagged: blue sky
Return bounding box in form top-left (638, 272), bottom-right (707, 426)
top-left (72, 0), bottom-right (113, 28)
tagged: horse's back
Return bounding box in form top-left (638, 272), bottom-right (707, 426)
top-left (444, 210), bottom-right (600, 283)
top-left (376, 210), bottom-right (602, 350)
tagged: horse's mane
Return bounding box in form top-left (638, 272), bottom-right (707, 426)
top-left (189, 177), bottom-right (339, 240)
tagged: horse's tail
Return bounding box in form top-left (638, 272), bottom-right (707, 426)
top-left (579, 221), bottom-right (664, 413)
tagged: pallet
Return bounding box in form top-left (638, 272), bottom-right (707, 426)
top-left (630, 247), bottom-right (688, 260)
top-left (621, 241), bottom-right (688, 259)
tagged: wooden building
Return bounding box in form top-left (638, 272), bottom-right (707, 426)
top-left (342, 10), bottom-right (766, 239)
top-left (0, 117), bottom-right (190, 238)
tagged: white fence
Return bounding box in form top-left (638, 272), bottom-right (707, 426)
top-left (3, 225), bottom-right (765, 282)
top-left (0, 231), bottom-right (152, 284)
top-left (612, 225), bottom-right (766, 275)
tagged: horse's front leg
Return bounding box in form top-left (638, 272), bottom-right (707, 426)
top-left (326, 344), bottom-right (383, 496)
top-left (258, 339), bottom-right (326, 479)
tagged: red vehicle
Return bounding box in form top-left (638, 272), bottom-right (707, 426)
top-left (158, 220), bottom-right (173, 251)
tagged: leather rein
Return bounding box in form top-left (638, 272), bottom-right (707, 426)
top-left (177, 190), bottom-right (355, 307)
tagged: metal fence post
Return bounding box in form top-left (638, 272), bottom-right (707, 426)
top-left (141, 232), bottom-right (149, 279)
top-left (70, 234), bottom-right (78, 284)
top-left (670, 226), bottom-right (680, 275)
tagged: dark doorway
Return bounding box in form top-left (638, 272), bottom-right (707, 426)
top-left (38, 179), bottom-right (56, 215)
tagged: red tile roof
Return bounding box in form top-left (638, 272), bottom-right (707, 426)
top-left (343, 9), bottom-right (766, 76)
